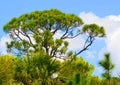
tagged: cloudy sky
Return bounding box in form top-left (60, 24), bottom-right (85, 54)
top-left (1, 0), bottom-right (120, 76)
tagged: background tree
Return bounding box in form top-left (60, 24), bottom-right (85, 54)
top-left (3, 9), bottom-right (105, 59)
top-left (13, 57), bottom-right (32, 85)
top-left (29, 52), bottom-right (61, 85)
top-left (0, 54), bottom-right (15, 85)
top-left (60, 57), bottom-right (94, 85)
top-left (11, 48), bottom-right (61, 85)
top-left (99, 53), bottom-right (114, 85)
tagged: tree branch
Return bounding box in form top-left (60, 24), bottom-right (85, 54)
top-left (51, 49), bottom-right (58, 57)
top-left (62, 32), bottom-right (82, 39)
top-left (75, 35), bottom-right (95, 56)
top-left (17, 28), bottom-right (34, 46)
top-left (13, 29), bottom-right (23, 41)
top-left (61, 28), bottom-right (69, 39)
top-left (24, 32), bottom-right (34, 46)
top-left (52, 24), bottom-right (61, 35)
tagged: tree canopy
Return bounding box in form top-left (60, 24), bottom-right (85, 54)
top-left (3, 9), bottom-right (105, 60)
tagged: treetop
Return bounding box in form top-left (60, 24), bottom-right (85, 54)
top-left (3, 9), bottom-right (83, 33)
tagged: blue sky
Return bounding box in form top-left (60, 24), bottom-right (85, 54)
top-left (1, 0), bottom-right (120, 35)
top-left (1, 0), bottom-right (120, 76)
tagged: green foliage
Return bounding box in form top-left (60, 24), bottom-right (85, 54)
top-left (30, 52), bottom-right (61, 84)
top-left (82, 24), bottom-right (105, 37)
top-left (0, 54), bottom-right (15, 85)
top-left (99, 53), bottom-right (114, 79)
top-left (60, 57), bottom-right (94, 84)
top-left (0, 53), bottom-right (119, 85)
top-left (1, 9), bottom-right (108, 85)
top-left (3, 8), bottom-right (106, 61)
top-left (12, 51), bottom-right (61, 85)
top-left (3, 9), bottom-right (83, 32)
top-left (99, 53), bottom-right (115, 85)
top-left (3, 9), bottom-right (105, 57)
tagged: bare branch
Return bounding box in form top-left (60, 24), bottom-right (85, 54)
top-left (75, 35), bottom-right (95, 56)
top-left (52, 24), bottom-right (61, 34)
top-left (83, 36), bottom-right (90, 48)
top-left (51, 49), bottom-right (58, 57)
top-left (61, 28), bottom-right (69, 39)
top-left (17, 28), bottom-right (34, 46)
top-left (13, 29), bottom-right (23, 41)
top-left (62, 32), bottom-right (82, 39)
top-left (24, 32), bottom-right (34, 46)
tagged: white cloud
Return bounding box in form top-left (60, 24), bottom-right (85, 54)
top-left (80, 12), bottom-right (120, 76)
top-left (0, 35), bottom-right (11, 54)
top-left (85, 50), bottom-right (96, 59)
top-left (67, 36), bottom-right (84, 50)
top-left (107, 15), bottom-right (120, 22)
